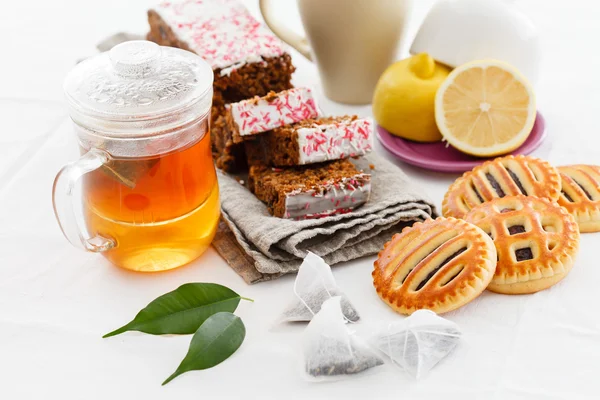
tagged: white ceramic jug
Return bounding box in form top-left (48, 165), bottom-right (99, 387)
top-left (260, 0), bottom-right (411, 104)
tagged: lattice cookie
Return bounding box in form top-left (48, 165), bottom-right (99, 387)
top-left (373, 217), bottom-right (497, 315)
top-left (443, 155), bottom-right (561, 219)
top-left (557, 165), bottom-right (600, 233)
top-left (465, 195), bottom-right (580, 294)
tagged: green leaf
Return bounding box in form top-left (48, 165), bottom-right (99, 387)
top-left (103, 283), bottom-right (252, 338)
top-left (163, 312), bottom-right (246, 385)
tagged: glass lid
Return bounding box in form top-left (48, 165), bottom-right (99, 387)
top-left (63, 40), bottom-right (214, 136)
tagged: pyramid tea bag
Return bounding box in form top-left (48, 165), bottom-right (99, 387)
top-left (101, 158), bottom-right (159, 189)
top-left (277, 252), bottom-right (359, 324)
top-left (302, 297), bottom-right (384, 381)
top-left (369, 310), bottom-right (461, 379)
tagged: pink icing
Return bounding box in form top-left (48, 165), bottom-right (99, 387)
top-left (229, 87), bottom-right (321, 137)
top-left (154, 0), bottom-right (287, 73)
top-left (296, 118), bottom-right (373, 164)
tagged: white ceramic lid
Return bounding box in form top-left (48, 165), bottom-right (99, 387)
top-left (409, 0), bottom-right (540, 85)
top-left (63, 40), bottom-right (214, 136)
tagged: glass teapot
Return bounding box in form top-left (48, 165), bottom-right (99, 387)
top-left (53, 40), bottom-right (219, 272)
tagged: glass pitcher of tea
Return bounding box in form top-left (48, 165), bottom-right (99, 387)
top-left (53, 40), bottom-right (218, 272)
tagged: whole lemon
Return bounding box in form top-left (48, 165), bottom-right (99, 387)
top-left (373, 53), bottom-right (451, 142)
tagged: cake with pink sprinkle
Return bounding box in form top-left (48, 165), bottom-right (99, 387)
top-left (227, 88), bottom-right (321, 143)
top-left (147, 0), bottom-right (296, 172)
top-left (245, 115), bottom-right (374, 167)
top-left (147, 0), bottom-right (295, 107)
top-left (248, 159), bottom-right (372, 219)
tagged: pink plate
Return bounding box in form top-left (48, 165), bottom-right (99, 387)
top-left (377, 111), bottom-right (546, 173)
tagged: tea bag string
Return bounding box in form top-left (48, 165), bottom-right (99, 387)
top-left (385, 322), bottom-right (410, 368)
top-left (347, 331), bottom-right (356, 360)
top-left (386, 322), bottom-right (397, 366)
top-left (415, 328), bottom-right (461, 338)
top-left (402, 324), bottom-right (410, 372)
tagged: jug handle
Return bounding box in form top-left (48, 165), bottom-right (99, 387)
top-left (259, 0), bottom-right (313, 61)
top-left (52, 148), bottom-right (115, 253)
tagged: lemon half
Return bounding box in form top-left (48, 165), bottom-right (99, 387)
top-left (435, 60), bottom-right (536, 157)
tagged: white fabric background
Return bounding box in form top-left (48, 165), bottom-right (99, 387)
top-left (1, 1), bottom-right (599, 399)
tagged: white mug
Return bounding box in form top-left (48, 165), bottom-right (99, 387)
top-left (260, 0), bottom-right (411, 104)
top-left (410, 0), bottom-right (541, 85)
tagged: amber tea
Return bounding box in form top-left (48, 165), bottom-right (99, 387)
top-left (82, 127), bottom-right (219, 272)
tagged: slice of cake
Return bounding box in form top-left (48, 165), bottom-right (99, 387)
top-left (248, 159), bottom-right (372, 220)
top-left (147, 0), bottom-right (295, 105)
top-left (245, 116), bottom-right (374, 167)
top-left (211, 114), bottom-right (248, 172)
top-left (147, 0), bottom-right (296, 172)
top-left (227, 88), bottom-right (321, 143)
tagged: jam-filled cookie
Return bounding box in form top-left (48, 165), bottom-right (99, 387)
top-left (465, 195), bottom-right (580, 294)
top-left (443, 155), bottom-right (561, 219)
top-left (557, 165), bottom-right (600, 233)
top-left (373, 217), bottom-right (497, 315)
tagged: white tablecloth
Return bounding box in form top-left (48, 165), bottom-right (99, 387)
top-left (1, 1), bottom-right (599, 399)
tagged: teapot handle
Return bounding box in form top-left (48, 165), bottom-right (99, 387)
top-left (52, 148), bottom-right (115, 252)
top-left (259, 0), bottom-right (313, 61)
